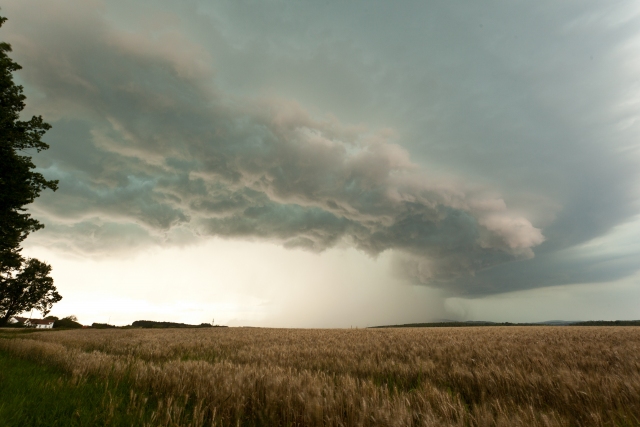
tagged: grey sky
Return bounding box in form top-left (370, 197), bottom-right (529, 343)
top-left (5, 0), bottom-right (640, 325)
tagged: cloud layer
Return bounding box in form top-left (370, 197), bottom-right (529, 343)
top-left (6, 0), bottom-right (640, 298)
top-left (4, 0), bottom-right (546, 285)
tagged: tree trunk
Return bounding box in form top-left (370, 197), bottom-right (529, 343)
top-left (0, 313), bottom-right (13, 327)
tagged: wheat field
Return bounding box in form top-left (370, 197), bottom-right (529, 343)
top-left (1, 326), bottom-right (639, 426)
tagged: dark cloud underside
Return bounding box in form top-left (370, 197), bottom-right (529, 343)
top-left (5, 0), bottom-right (640, 296)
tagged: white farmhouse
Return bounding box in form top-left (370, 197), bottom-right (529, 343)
top-left (27, 319), bottom-right (55, 329)
top-left (10, 317), bottom-right (55, 329)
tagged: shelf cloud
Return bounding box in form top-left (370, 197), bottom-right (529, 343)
top-left (8, 0), bottom-right (544, 285)
top-left (6, 0), bottom-right (640, 302)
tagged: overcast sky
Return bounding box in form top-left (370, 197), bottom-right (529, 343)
top-left (5, 0), bottom-right (640, 326)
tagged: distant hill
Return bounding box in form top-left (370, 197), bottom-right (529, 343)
top-left (370, 320), bottom-right (640, 328)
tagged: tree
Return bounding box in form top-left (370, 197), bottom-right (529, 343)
top-left (0, 258), bottom-right (61, 323)
top-left (0, 15), bottom-right (60, 326)
top-left (54, 315), bottom-right (82, 329)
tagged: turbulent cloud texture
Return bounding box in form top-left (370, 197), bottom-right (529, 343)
top-left (6, 0), bottom-right (640, 299)
top-left (5, 0), bottom-right (545, 284)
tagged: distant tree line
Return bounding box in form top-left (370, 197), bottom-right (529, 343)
top-left (91, 323), bottom-right (117, 329)
top-left (8, 316), bottom-right (226, 329)
top-left (46, 315), bottom-right (82, 329)
top-left (88, 320), bottom-right (226, 329)
top-left (131, 320), bottom-right (214, 329)
top-left (571, 320), bottom-right (640, 326)
top-left (371, 320), bottom-right (640, 328)
top-left (90, 320), bottom-right (223, 329)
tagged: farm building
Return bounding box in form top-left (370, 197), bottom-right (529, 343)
top-left (10, 317), bottom-right (55, 329)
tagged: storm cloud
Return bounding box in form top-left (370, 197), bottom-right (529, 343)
top-left (3, 0), bottom-right (547, 285)
top-left (5, 0), bottom-right (640, 298)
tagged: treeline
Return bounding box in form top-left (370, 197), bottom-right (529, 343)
top-left (130, 320), bottom-right (215, 329)
top-left (7, 317), bottom-right (226, 329)
top-left (371, 322), bottom-right (504, 328)
top-left (370, 321), bottom-right (552, 328)
top-left (572, 320), bottom-right (640, 326)
top-left (91, 320), bottom-right (227, 329)
top-left (372, 320), bottom-right (640, 328)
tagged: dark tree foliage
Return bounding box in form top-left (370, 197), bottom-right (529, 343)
top-left (0, 16), bottom-right (60, 326)
top-left (0, 258), bottom-right (60, 322)
top-left (91, 323), bottom-right (117, 329)
top-left (131, 320), bottom-right (213, 329)
top-left (54, 316), bottom-right (83, 329)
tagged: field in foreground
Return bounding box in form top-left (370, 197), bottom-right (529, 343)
top-left (0, 327), bottom-right (639, 427)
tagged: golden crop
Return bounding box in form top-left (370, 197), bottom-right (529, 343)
top-left (1, 326), bottom-right (639, 426)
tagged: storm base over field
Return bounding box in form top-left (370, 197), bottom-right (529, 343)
top-left (6, 0), bottom-right (640, 326)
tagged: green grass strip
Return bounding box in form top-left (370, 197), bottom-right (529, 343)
top-left (0, 350), bottom-right (154, 426)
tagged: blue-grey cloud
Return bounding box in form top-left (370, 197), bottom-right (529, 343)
top-left (6, 0), bottom-right (640, 295)
top-left (3, 0), bottom-right (546, 285)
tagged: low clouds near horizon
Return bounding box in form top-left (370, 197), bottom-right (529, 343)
top-left (6, 0), bottom-right (640, 303)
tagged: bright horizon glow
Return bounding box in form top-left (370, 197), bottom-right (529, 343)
top-left (23, 222), bottom-right (640, 326)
